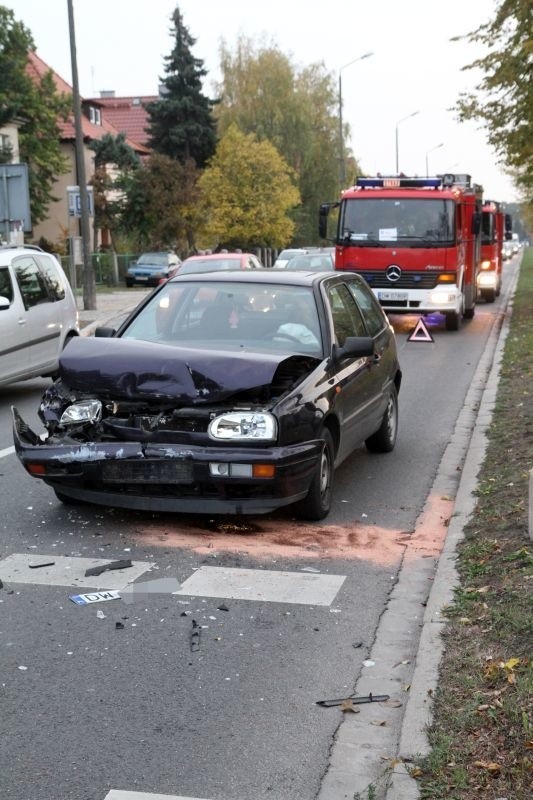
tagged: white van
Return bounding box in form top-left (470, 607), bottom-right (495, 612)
top-left (0, 245), bottom-right (79, 387)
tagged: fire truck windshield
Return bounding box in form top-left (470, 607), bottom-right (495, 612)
top-left (339, 198), bottom-right (455, 246)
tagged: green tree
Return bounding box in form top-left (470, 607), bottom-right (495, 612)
top-left (0, 6), bottom-right (70, 225)
top-left (197, 123), bottom-right (300, 250)
top-left (120, 153), bottom-right (202, 253)
top-left (215, 36), bottom-right (349, 244)
top-left (454, 0), bottom-right (533, 198)
top-left (89, 132), bottom-right (140, 249)
top-left (145, 4), bottom-right (216, 167)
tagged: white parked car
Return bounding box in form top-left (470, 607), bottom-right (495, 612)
top-left (273, 248), bottom-right (308, 268)
top-left (0, 245), bottom-right (79, 387)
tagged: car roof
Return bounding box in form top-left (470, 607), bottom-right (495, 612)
top-left (183, 253), bottom-right (252, 261)
top-left (167, 269), bottom-right (353, 288)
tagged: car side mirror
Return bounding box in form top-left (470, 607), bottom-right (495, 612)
top-left (335, 336), bottom-right (374, 360)
top-left (94, 326), bottom-right (116, 337)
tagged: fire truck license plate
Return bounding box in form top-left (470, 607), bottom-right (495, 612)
top-left (378, 291), bottom-right (408, 301)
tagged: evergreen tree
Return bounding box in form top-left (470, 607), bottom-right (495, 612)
top-left (145, 5), bottom-right (216, 167)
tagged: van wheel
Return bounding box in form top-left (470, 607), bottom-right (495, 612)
top-left (293, 429), bottom-right (334, 521)
top-left (481, 288), bottom-right (496, 303)
top-left (366, 386), bottom-right (398, 453)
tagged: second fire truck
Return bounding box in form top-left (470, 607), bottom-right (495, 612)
top-left (478, 199), bottom-right (512, 303)
top-left (319, 173), bottom-right (484, 331)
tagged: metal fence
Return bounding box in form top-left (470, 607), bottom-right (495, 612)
top-left (58, 253), bottom-right (139, 290)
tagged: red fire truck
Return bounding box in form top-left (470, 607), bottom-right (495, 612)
top-left (477, 200), bottom-right (512, 303)
top-left (319, 174), bottom-right (483, 331)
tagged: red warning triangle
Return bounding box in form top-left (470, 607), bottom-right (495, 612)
top-left (407, 317), bottom-right (434, 343)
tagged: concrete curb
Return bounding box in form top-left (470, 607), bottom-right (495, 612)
top-left (386, 258), bottom-right (521, 799)
top-left (317, 257), bottom-right (521, 800)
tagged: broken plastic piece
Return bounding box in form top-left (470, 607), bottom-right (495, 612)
top-left (29, 561), bottom-right (55, 569)
top-left (115, 622), bottom-right (125, 630)
top-left (316, 693), bottom-right (390, 707)
top-left (84, 559), bottom-right (133, 577)
top-left (190, 620), bottom-right (201, 652)
top-left (217, 603), bottom-right (229, 612)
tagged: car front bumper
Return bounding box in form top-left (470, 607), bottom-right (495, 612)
top-left (13, 408), bottom-right (322, 515)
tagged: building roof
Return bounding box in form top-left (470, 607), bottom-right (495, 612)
top-left (90, 95), bottom-right (157, 148)
top-left (26, 51), bottom-right (150, 155)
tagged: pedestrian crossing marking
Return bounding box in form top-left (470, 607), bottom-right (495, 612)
top-left (105, 792), bottom-right (209, 800)
top-left (407, 317), bottom-right (434, 342)
top-left (0, 553), bottom-right (154, 590)
top-left (173, 565), bottom-right (345, 606)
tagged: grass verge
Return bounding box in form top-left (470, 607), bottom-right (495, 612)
top-left (416, 250), bottom-right (533, 799)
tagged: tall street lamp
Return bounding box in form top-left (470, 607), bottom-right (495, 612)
top-left (425, 143), bottom-right (444, 177)
top-left (338, 51), bottom-right (374, 189)
top-left (395, 110), bottom-right (419, 174)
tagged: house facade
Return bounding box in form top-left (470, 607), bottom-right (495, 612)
top-left (24, 52), bottom-right (150, 249)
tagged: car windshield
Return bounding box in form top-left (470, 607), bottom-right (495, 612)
top-left (277, 249), bottom-right (304, 261)
top-left (180, 258), bottom-right (242, 274)
top-left (137, 253), bottom-right (168, 265)
top-left (340, 198), bottom-right (455, 243)
top-left (121, 281), bottom-right (323, 356)
top-left (286, 255), bottom-right (333, 270)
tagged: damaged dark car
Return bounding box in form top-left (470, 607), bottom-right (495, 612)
top-left (13, 271), bottom-right (401, 520)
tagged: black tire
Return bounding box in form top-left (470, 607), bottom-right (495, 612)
top-left (463, 307), bottom-right (475, 319)
top-left (365, 386), bottom-right (398, 453)
top-left (54, 489), bottom-right (85, 506)
top-left (293, 429), bottom-right (334, 521)
top-left (481, 288), bottom-right (496, 303)
top-left (445, 311), bottom-right (460, 331)
top-left (125, 279), bottom-right (134, 288)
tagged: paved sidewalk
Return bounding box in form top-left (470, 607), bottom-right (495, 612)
top-left (77, 288), bottom-right (151, 334)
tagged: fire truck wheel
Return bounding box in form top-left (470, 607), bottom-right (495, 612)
top-left (365, 386), bottom-right (398, 453)
top-left (481, 288), bottom-right (496, 303)
top-left (463, 307), bottom-right (475, 319)
top-left (445, 311), bottom-right (460, 331)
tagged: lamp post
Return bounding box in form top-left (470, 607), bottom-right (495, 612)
top-left (395, 110), bottom-right (419, 174)
top-left (338, 51), bottom-right (374, 189)
top-left (425, 143), bottom-right (444, 177)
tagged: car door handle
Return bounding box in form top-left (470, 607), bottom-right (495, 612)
top-left (17, 318), bottom-right (27, 326)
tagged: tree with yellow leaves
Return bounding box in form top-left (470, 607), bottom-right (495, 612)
top-left (197, 124), bottom-right (300, 250)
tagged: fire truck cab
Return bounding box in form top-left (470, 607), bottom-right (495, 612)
top-left (478, 200), bottom-right (512, 303)
top-left (319, 174), bottom-right (483, 331)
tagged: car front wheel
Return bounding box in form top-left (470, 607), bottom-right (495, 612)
top-left (365, 386), bottom-right (398, 453)
top-left (293, 429), bottom-right (334, 521)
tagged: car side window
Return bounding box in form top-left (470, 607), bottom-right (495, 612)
top-left (36, 255), bottom-right (66, 301)
top-left (13, 256), bottom-right (50, 309)
top-left (346, 280), bottom-right (387, 337)
top-left (0, 267), bottom-right (14, 303)
top-left (327, 283), bottom-right (367, 345)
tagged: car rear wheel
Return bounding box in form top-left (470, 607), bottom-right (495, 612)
top-left (365, 386), bottom-right (398, 453)
top-left (293, 429), bottom-right (334, 521)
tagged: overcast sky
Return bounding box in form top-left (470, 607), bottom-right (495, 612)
top-left (12, 0), bottom-right (519, 202)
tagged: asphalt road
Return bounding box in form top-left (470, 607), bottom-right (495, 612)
top-left (0, 257), bottom-right (519, 800)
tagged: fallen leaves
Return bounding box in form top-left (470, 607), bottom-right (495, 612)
top-left (340, 699), bottom-right (360, 713)
top-left (473, 760), bottom-right (501, 776)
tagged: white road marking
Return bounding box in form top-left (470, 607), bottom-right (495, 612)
top-left (105, 793), bottom-right (209, 800)
top-left (0, 554), bottom-right (154, 589)
top-left (173, 565), bottom-right (345, 606)
top-left (0, 446), bottom-right (15, 459)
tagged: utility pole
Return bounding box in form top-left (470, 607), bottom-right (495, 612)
top-left (67, 0), bottom-right (96, 310)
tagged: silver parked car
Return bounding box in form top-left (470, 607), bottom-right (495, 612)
top-left (0, 245), bottom-right (79, 387)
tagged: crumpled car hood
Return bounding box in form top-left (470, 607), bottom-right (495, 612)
top-left (59, 336), bottom-right (307, 403)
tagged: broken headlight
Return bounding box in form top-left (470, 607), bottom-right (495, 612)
top-left (208, 411), bottom-right (277, 442)
top-left (59, 399), bottom-right (103, 426)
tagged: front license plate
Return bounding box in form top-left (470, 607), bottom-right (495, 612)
top-left (102, 460), bottom-right (194, 484)
top-left (135, 275), bottom-right (149, 281)
top-left (378, 291), bottom-right (408, 301)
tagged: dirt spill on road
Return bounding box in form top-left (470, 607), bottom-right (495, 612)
top-left (133, 517), bottom-right (413, 565)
